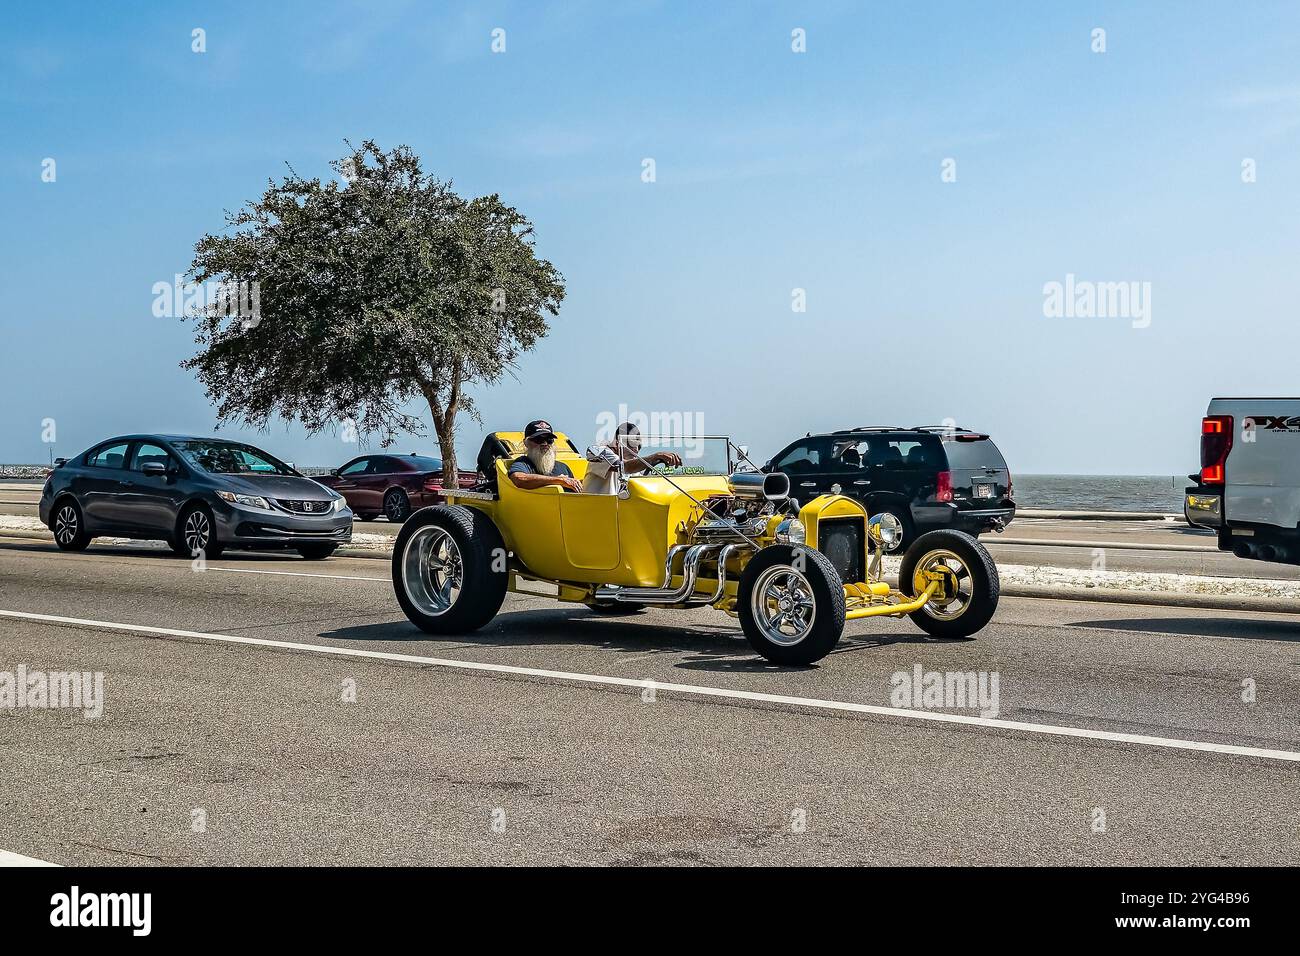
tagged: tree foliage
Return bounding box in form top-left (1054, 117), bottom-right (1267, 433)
top-left (184, 141), bottom-right (565, 481)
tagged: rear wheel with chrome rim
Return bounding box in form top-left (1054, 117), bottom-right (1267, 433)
top-left (52, 498), bottom-right (91, 551)
top-left (392, 505), bottom-right (507, 634)
top-left (898, 529), bottom-right (999, 638)
top-left (737, 545), bottom-right (846, 666)
top-left (171, 504), bottom-right (224, 559)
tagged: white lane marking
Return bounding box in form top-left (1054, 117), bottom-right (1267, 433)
top-left (3, 608), bottom-right (1299, 764)
top-left (206, 567), bottom-right (387, 582)
top-left (0, 849), bottom-right (59, 867)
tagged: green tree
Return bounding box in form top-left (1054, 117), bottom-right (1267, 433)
top-left (183, 141), bottom-right (564, 484)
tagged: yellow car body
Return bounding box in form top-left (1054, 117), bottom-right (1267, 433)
top-left (392, 430), bottom-right (1001, 665)
top-left (448, 432), bottom-right (875, 605)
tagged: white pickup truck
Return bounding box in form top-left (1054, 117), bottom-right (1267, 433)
top-left (1185, 397), bottom-right (1300, 564)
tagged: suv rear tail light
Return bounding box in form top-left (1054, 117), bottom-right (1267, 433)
top-left (935, 470), bottom-right (953, 502)
top-left (1200, 415), bottom-right (1233, 485)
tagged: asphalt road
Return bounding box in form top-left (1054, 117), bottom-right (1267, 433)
top-left (1, 539), bottom-right (1298, 865)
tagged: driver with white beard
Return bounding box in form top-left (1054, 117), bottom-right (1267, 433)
top-left (507, 420), bottom-right (583, 492)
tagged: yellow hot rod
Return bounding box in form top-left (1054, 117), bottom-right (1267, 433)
top-left (390, 432), bottom-right (1000, 665)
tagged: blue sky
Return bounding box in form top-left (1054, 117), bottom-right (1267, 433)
top-left (3, 0), bottom-right (1300, 474)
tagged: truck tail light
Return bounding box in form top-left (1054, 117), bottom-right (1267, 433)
top-left (935, 470), bottom-right (953, 502)
top-left (1200, 415), bottom-right (1233, 485)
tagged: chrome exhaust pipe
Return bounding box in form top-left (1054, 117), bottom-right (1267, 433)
top-left (596, 544), bottom-right (721, 604)
top-left (685, 543), bottom-right (743, 606)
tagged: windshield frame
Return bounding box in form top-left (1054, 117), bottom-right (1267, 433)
top-left (612, 434), bottom-right (742, 478)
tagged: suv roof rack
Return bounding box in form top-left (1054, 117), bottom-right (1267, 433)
top-left (831, 425), bottom-right (905, 434)
top-left (912, 425), bottom-right (990, 439)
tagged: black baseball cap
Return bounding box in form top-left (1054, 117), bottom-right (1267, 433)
top-left (523, 420), bottom-right (557, 441)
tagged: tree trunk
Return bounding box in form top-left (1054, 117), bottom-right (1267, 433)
top-left (433, 412), bottom-right (457, 489)
top-left (419, 368), bottom-right (462, 491)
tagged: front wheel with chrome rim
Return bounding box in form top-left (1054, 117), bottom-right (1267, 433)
top-left (51, 498), bottom-right (91, 551)
top-left (391, 505), bottom-right (507, 634)
top-left (171, 504), bottom-right (224, 559)
top-left (737, 545), bottom-right (846, 666)
top-left (897, 529), bottom-right (999, 638)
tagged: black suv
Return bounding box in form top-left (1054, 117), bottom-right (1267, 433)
top-left (761, 426), bottom-right (1015, 548)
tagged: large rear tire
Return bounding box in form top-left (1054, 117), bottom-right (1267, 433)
top-left (737, 545), bottom-right (845, 666)
top-left (898, 530), bottom-right (999, 638)
top-left (392, 506), bottom-right (508, 634)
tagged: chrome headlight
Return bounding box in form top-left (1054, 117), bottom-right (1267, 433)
top-left (332, 496), bottom-right (350, 513)
top-left (217, 490), bottom-right (272, 511)
top-left (868, 512), bottom-right (903, 551)
top-left (775, 518), bottom-right (806, 545)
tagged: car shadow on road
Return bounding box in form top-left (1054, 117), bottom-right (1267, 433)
top-left (1070, 617), bottom-right (1300, 642)
top-left (320, 607), bottom-right (958, 674)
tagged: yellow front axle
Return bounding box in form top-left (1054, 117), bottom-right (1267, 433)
top-left (843, 580), bottom-right (941, 620)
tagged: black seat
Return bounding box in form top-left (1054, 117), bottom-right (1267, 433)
top-left (476, 435), bottom-right (516, 490)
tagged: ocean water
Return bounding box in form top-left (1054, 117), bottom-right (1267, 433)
top-left (0, 468), bottom-right (1192, 513)
top-left (1014, 474), bottom-right (1188, 513)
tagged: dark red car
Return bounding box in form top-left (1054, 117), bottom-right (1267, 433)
top-left (316, 454), bottom-right (476, 523)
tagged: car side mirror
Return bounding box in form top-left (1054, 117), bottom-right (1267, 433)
top-left (141, 462), bottom-right (167, 477)
top-left (330, 468), bottom-right (340, 477)
top-left (285, 461), bottom-right (296, 471)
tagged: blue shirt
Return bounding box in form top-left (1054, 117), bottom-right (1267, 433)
top-left (508, 456), bottom-right (573, 479)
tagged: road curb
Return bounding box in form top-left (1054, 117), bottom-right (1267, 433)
top-left (0, 529), bottom-right (50, 542)
top-left (1017, 509), bottom-right (1180, 521)
top-left (1001, 584), bottom-right (1300, 615)
top-left (990, 537), bottom-right (1216, 554)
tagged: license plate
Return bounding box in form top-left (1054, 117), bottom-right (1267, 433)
top-left (974, 484), bottom-right (993, 499)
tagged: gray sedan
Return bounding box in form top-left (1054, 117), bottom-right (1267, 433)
top-left (38, 434), bottom-right (352, 559)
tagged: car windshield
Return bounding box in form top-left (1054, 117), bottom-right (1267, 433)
top-left (620, 436), bottom-right (735, 477)
top-left (174, 440), bottom-right (295, 476)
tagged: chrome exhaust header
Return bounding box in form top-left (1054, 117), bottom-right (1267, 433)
top-left (596, 543), bottom-right (722, 604)
top-left (684, 542), bottom-right (742, 606)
